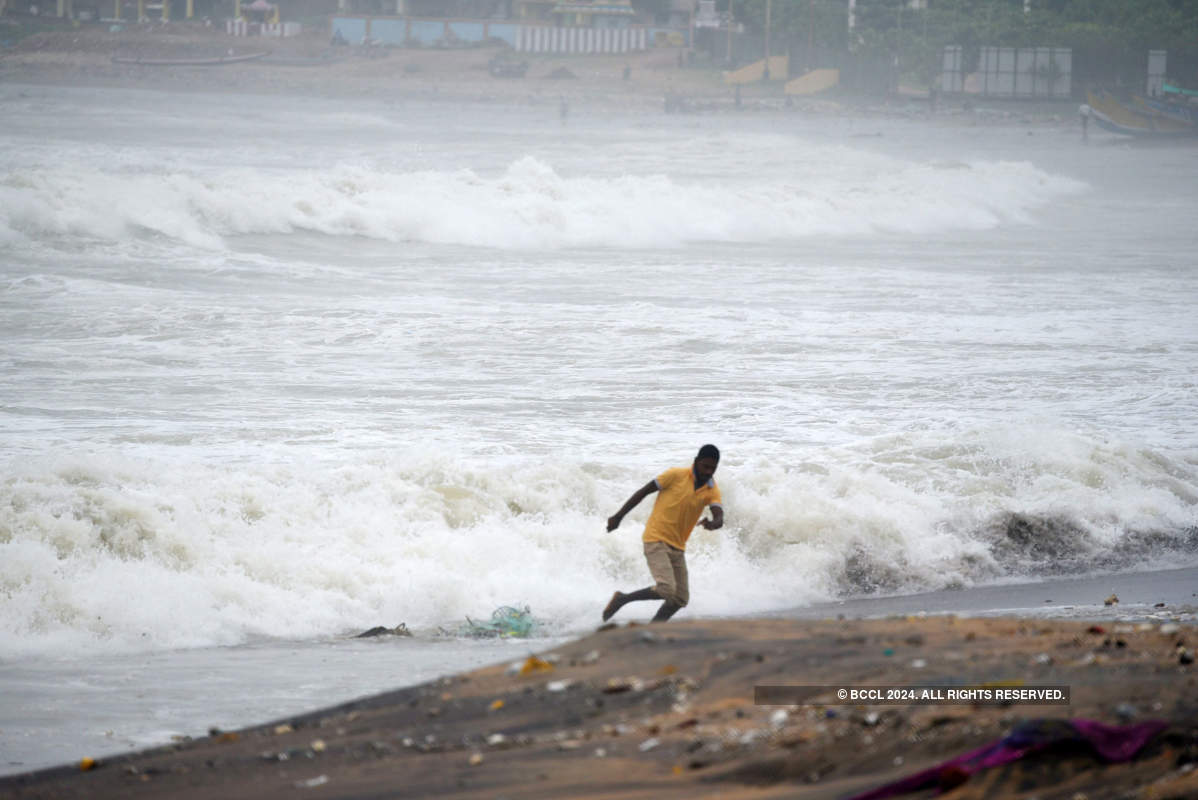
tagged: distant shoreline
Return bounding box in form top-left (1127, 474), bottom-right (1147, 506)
top-left (1, 26), bottom-right (1083, 126)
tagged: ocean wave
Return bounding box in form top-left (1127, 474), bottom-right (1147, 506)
top-left (0, 153), bottom-right (1085, 250)
top-left (1, 430), bottom-right (1194, 659)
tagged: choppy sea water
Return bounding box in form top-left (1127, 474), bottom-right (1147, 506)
top-left (2, 84), bottom-right (1197, 773)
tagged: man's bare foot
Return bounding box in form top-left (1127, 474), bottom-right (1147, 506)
top-left (602, 591), bottom-right (625, 622)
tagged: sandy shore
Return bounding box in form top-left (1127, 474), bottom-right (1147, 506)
top-left (0, 23), bottom-right (1081, 124)
top-left (2, 615), bottom-right (1195, 799)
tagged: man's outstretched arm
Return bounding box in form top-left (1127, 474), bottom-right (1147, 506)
top-left (699, 505), bottom-right (724, 530)
top-left (607, 480), bottom-right (658, 532)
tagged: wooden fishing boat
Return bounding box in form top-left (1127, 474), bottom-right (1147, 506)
top-left (1134, 94), bottom-right (1198, 126)
top-left (1085, 90), bottom-right (1196, 137)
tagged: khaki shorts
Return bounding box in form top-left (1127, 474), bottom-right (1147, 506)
top-left (644, 540), bottom-right (689, 607)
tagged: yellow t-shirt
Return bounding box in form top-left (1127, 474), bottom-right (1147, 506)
top-left (641, 466), bottom-right (723, 551)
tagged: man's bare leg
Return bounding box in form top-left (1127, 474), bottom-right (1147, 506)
top-left (602, 587), bottom-right (660, 621)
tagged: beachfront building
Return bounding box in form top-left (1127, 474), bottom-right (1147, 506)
top-left (330, 0), bottom-right (695, 52)
top-left (552, 0), bottom-right (636, 29)
top-left (513, 0), bottom-right (554, 21)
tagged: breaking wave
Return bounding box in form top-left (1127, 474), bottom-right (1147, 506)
top-left (2, 429), bottom-right (1194, 659)
top-left (0, 154), bottom-right (1084, 250)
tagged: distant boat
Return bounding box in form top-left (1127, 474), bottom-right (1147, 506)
top-left (111, 51), bottom-right (271, 66)
top-left (1163, 81), bottom-right (1198, 100)
top-left (1134, 94), bottom-right (1198, 126)
top-left (1085, 90), bottom-right (1196, 137)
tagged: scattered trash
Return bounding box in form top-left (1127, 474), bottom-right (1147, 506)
top-left (486, 733), bottom-right (508, 747)
top-left (79, 757), bottom-right (96, 771)
top-left (602, 677), bottom-right (646, 694)
top-left (846, 718), bottom-right (1167, 800)
top-left (274, 724), bottom-right (293, 736)
top-left (489, 699), bottom-right (505, 711)
top-left (295, 775), bottom-right (328, 789)
top-left (639, 737), bottom-right (660, 752)
top-left (546, 679), bottom-right (574, 692)
top-left (461, 606), bottom-right (538, 638)
top-left (580, 649), bottom-right (601, 665)
top-left (310, 739), bottom-right (326, 752)
top-left (356, 623), bottom-right (411, 638)
top-left (519, 656), bottom-right (554, 676)
top-left (468, 752), bottom-right (484, 766)
top-left (1104, 593), bottom-right (1119, 606)
top-left (1180, 649), bottom-right (1194, 666)
top-left (1160, 623), bottom-right (1180, 635)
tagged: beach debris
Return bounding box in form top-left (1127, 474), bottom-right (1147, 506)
top-left (468, 752), bottom-right (484, 766)
top-left (546, 679), bottom-right (575, 692)
top-left (1087, 625), bottom-right (1106, 635)
top-left (1180, 649), bottom-right (1194, 665)
top-left (1160, 623), bottom-right (1181, 635)
top-left (558, 739), bottom-right (583, 751)
top-left (461, 606), bottom-right (538, 638)
top-left (1104, 593), bottom-right (1119, 606)
top-left (639, 737), bottom-right (661, 752)
top-left (602, 677), bottom-right (648, 694)
top-left (274, 724), bottom-right (294, 735)
top-left (910, 658), bottom-right (927, 669)
top-left (580, 649), bottom-right (601, 665)
top-left (310, 739), bottom-right (326, 753)
top-left (739, 729), bottom-right (764, 746)
top-left (594, 747), bottom-right (607, 757)
top-left (769, 710), bottom-right (789, 728)
top-left (79, 757), bottom-right (97, 771)
top-left (489, 699), bottom-right (505, 711)
top-left (486, 733), bottom-right (508, 747)
top-left (295, 775), bottom-right (328, 789)
top-left (519, 655), bottom-right (554, 676)
top-left (356, 623), bottom-right (411, 638)
top-left (845, 719), bottom-right (1167, 800)
top-left (1115, 703), bottom-right (1138, 721)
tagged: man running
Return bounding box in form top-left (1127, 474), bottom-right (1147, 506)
top-left (602, 444), bottom-right (724, 623)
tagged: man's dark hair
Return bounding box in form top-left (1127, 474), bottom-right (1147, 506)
top-left (697, 444), bottom-right (720, 462)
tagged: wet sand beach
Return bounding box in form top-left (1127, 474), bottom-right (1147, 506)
top-left (2, 613), bottom-right (1196, 799)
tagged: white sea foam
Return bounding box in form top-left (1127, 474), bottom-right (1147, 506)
top-left (0, 152), bottom-right (1084, 250)
top-left (2, 432), bottom-right (1194, 659)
